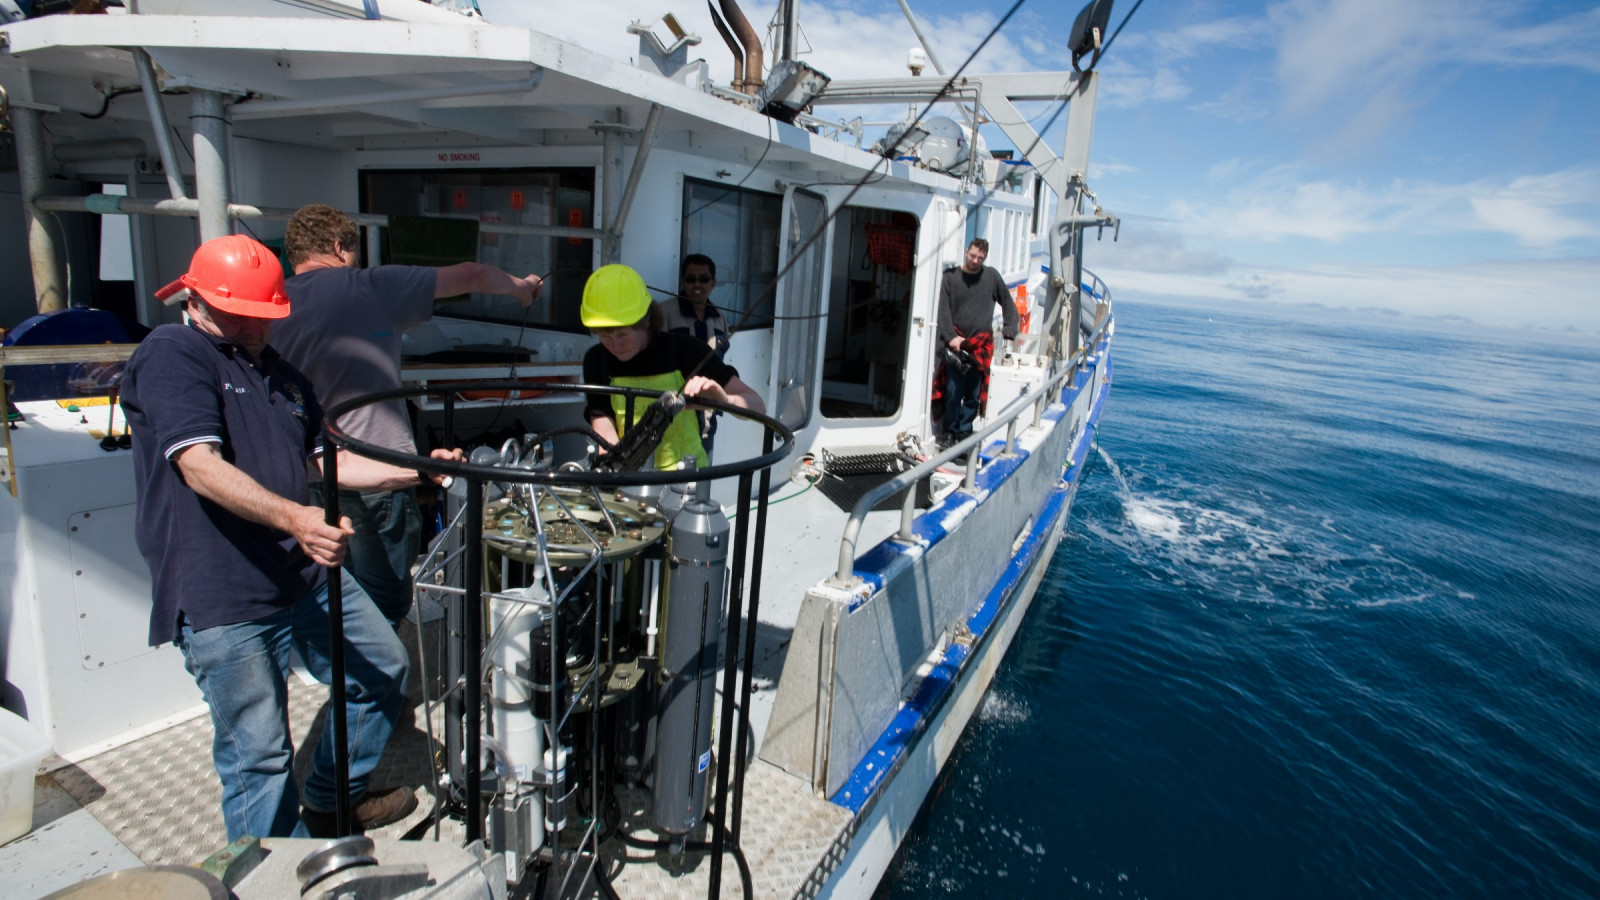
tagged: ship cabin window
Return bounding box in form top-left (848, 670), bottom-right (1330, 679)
top-left (820, 208), bottom-right (919, 419)
top-left (359, 168), bottom-right (595, 331)
top-left (680, 179), bottom-right (783, 330)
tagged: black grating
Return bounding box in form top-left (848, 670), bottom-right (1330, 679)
top-left (814, 446), bottom-right (933, 512)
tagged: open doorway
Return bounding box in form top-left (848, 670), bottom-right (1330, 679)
top-left (821, 208), bottom-right (919, 419)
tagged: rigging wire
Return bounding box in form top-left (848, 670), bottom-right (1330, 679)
top-left (1101, 0), bottom-right (1147, 58)
top-left (682, 113), bottom-right (776, 221)
top-left (674, 0), bottom-right (1032, 385)
top-left (740, 0), bottom-right (1144, 347)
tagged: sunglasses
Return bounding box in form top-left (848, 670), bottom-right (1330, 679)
top-left (683, 274), bottom-right (714, 284)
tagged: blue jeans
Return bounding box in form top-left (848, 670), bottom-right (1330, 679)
top-left (311, 485), bottom-right (422, 625)
top-left (175, 570), bottom-right (409, 840)
top-left (943, 362), bottom-right (985, 438)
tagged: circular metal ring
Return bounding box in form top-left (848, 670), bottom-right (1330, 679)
top-left (295, 834), bottom-right (378, 893)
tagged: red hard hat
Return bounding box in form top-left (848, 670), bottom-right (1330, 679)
top-left (155, 234), bottom-right (290, 319)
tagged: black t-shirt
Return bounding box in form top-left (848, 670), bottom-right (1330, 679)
top-left (582, 330), bottom-right (739, 422)
top-left (122, 323), bottom-right (326, 646)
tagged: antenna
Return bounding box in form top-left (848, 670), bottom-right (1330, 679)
top-left (907, 47), bottom-right (928, 76)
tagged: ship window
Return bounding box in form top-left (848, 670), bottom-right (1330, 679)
top-left (771, 188), bottom-right (828, 430)
top-left (359, 168), bottom-right (594, 331)
top-left (681, 179), bottom-right (783, 330)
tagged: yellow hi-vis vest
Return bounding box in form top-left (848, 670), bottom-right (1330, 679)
top-left (608, 371), bottom-right (708, 470)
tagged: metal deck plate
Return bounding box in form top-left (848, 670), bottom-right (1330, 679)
top-left (39, 622), bottom-right (853, 899)
top-left (602, 761), bottom-right (852, 898)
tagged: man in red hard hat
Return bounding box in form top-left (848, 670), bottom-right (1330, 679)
top-left (123, 234), bottom-right (457, 840)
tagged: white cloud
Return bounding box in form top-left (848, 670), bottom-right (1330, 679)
top-left (1097, 59), bottom-right (1192, 108)
top-left (477, 0), bottom-right (1042, 85)
top-left (1098, 256), bottom-right (1600, 333)
top-left (1142, 15), bottom-right (1274, 61)
top-left (1091, 217), bottom-right (1231, 276)
top-left (1160, 162), bottom-right (1600, 250)
top-left (1269, 0), bottom-right (1600, 133)
top-left (1090, 160), bottom-right (1139, 178)
top-left (478, 0), bottom-right (657, 63)
top-left (1470, 169), bottom-right (1600, 248)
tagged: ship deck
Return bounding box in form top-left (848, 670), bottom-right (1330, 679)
top-left (4, 473), bottom-right (945, 898)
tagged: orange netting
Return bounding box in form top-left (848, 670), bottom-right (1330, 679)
top-left (864, 224), bottom-right (914, 273)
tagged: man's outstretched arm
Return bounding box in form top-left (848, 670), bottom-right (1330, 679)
top-left (435, 262), bottom-right (544, 308)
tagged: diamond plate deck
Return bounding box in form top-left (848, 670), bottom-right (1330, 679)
top-left (38, 619), bottom-right (855, 899)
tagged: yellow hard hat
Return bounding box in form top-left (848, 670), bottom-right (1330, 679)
top-left (580, 264), bottom-right (652, 328)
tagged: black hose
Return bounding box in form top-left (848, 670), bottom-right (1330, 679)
top-left (614, 813), bottom-right (754, 899)
top-left (592, 861), bottom-right (623, 900)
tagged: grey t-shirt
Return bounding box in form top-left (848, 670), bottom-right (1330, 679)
top-left (276, 265), bottom-right (436, 455)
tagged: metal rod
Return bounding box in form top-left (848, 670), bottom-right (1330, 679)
top-left (780, 0), bottom-right (796, 63)
top-left (898, 479), bottom-right (917, 541)
top-left (718, 0), bottom-right (764, 92)
top-left (322, 433), bottom-right (352, 836)
top-left (0, 344), bottom-right (137, 365)
top-left (599, 127), bottom-right (620, 265)
top-left (0, 375), bottom-right (17, 499)
top-left (133, 48), bottom-right (188, 200)
top-left (706, 0), bottom-right (745, 89)
top-left (605, 103), bottom-right (662, 262)
top-left (895, 0), bottom-right (948, 75)
top-left (732, 434), bottom-right (775, 841)
top-left (364, 219), bottom-right (382, 267)
top-left (710, 469), bottom-right (754, 896)
top-left (12, 106), bottom-right (66, 313)
top-left (189, 91), bottom-right (230, 240)
top-left (464, 477), bottom-right (485, 842)
top-left (230, 74), bottom-right (541, 119)
top-left (30, 194), bottom-right (604, 240)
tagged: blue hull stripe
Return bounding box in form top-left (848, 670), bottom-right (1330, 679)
top-left (829, 340), bottom-right (1111, 813)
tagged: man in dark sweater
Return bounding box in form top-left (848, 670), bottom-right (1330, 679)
top-left (935, 238), bottom-right (1019, 444)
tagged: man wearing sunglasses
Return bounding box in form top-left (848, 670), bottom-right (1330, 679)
top-left (659, 254), bottom-right (731, 457)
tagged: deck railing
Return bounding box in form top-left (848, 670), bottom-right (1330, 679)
top-left (832, 299), bottom-right (1112, 585)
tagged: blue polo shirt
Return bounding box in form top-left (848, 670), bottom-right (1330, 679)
top-left (122, 323), bottom-right (326, 646)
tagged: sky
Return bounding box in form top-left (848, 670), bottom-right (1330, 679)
top-left (476, 0), bottom-right (1600, 334)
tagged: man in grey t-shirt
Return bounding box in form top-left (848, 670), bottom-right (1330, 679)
top-left (274, 204), bottom-right (542, 623)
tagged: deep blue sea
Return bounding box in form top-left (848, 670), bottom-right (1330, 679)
top-left (877, 300), bottom-right (1600, 899)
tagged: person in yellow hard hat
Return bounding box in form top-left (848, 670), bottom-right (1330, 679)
top-left (123, 234), bottom-right (462, 841)
top-left (580, 264), bottom-right (764, 469)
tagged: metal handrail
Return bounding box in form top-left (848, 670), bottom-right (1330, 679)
top-left (832, 304), bottom-right (1111, 585)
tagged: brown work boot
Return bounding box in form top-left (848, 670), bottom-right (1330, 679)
top-left (300, 787), bottom-right (418, 837)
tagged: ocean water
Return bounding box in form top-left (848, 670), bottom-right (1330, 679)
top-left (876, 300), bottom-right (1600, 898)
